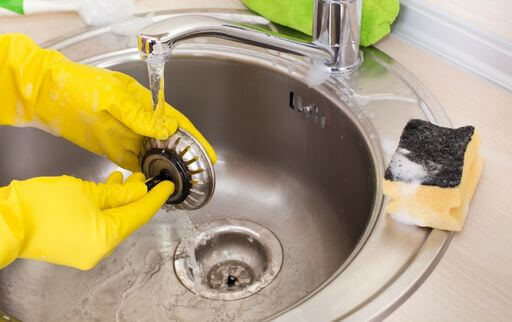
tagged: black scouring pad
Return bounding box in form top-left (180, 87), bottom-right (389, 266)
top-left (384, 119), bottom-right (475, 187)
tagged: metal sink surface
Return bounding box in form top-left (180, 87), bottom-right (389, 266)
top-left (0, 9), bottom-right (453, 321)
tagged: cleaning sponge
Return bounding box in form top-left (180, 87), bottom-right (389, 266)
top-left (383, 119), bottom-right (483, 231)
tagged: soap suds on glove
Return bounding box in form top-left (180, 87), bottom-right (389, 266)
top-left (14, 120), bottom-right (61, 137)
top-left (15, 101), bottom-right (25, 118)
top-left (25, 83), bottom-right (33, 97)
top-left (48, 91), bottom-right (59, 101)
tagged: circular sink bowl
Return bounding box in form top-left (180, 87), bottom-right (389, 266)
top-left (0, 9), bottom-right (452, 321)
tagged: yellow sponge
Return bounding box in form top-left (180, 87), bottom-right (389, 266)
top-left (383, 120), bottom-right (483, 231)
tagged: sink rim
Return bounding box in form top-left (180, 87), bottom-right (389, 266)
top-left (0, 9), bottom-right (452, 321)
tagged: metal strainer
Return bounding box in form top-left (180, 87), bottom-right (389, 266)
top-left (140, 129), bottom-right (215, 210)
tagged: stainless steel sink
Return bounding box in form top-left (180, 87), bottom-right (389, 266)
top-left (0, 9), bottom-right (453, 321)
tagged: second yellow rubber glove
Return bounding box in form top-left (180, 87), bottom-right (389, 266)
top-left (0, 172), bottom-right (173, 270)
top-left (0, 33), bottom-right (217, 171)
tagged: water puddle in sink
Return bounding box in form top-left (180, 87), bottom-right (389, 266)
top-left (111, 209), bottom-right (203, 321)
top-left (67, 212), bottom-right (311, 321)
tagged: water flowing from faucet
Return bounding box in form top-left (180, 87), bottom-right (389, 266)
top-left (146, 57), bottom-right (167, 116)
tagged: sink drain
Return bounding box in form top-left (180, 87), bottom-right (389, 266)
top-left (173, 219), bottom-right (283, 300)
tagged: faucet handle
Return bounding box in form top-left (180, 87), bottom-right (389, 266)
top-left (313, 0), bottom-right (362, 70)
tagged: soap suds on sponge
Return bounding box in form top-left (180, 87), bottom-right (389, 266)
top-left (385, 119), bottom-right (474, 188)
top-left (383, 119), bottom-right (483, 231)
top-left (388, 148), bottom-right (427, 183)
top-left (391, 209), bottom-right (425, 227)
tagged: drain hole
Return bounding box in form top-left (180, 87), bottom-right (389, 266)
top-left (207, 259), bottom-right (255, 291)
top-left (227, 275), bottom-right (237, 287)
top-left (174, 219), bottom-right (283, 300)
top-left (289, 91), bottom-right (295, 109)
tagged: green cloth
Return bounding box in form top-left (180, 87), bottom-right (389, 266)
top-left (241, 0), bottom-right (399, 46)
top-left (0, 0), bottom-right (24, 14)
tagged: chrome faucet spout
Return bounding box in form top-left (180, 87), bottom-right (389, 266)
top-left (138, 15), bottom-right (332, 63)
top-left (138, 0), bottom-right (362, 72)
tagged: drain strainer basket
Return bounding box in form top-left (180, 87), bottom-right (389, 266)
top-left (140, 129), bottom-right (215, 210)
top-left (173, 219), bottom-right (283, 300)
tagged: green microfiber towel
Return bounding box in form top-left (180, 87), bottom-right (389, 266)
top-left (241, 0), bottom-right (399, 46)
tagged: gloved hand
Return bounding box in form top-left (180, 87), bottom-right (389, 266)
top-left (0, 171), bottom-right (173, 270)
top-left (241, 0), bottom-right (400, 46)
top-left (0, 33), bottom-right (217, 171)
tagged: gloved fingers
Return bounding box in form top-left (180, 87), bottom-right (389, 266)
top-left (121, 73), bottom-right (156, 112)
top-left (125, 172), bottom-right (146, 184)
top-left (92, 117), bottom-right (143, 172)
top-left (98, 72), bottom-right (178, 139)
top-left (105, 171), bottom-right (124, 184)
top-left (94, 181), bottom-right (147, 210)
top-left (107, 149), bottom-right (141, 173)
top-left (164, 104), bottom-right (218, 164)
top-left (109, 71), bottom-right (216, 163)
top-left (103, 181), bottom-right (174, 241)
top-left (107, 96), bottom-right (179, 140)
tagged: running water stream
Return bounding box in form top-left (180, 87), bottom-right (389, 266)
top-left (146, 59), bottom-right (203, 283)
top-left (147, 57), bottom-right (166, 117)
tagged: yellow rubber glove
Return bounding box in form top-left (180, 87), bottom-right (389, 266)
top-left (0, 33), bottom-right (217, 171)
top-left (0, 171), bottom-right (173, 270)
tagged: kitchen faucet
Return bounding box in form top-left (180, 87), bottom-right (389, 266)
top-left (136, 0), bottom-right (362, 209)
top-left (137, 0), bottom-right (362, 72)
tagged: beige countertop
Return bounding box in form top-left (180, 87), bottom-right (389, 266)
top-left (1, 1), bottom-right (512, 320)
top-left (423, 0), bottom-right (512, 42)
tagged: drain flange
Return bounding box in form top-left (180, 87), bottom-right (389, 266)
top-left (173, 219), bottom-right (283, 300)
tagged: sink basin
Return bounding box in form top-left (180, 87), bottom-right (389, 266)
top-left (0, 9), bottom-right (453, 321)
